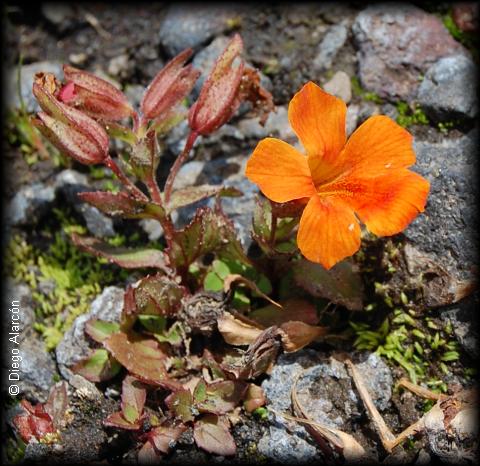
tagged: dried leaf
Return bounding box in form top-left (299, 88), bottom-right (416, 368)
top-left (217, 312), bottom-right (263, 346)
top-left (71, 233), bottom-right (168, 270)
top-left (167, 185), bottom-right (242, 213)
top-left (103, 331), bottom-right (180, 389)
top-left (193, 414), bottom-right (236, 456)
top-left (85, 319), bottom-right (120, 343)
top-left (292, 258), bottom-right (363, 311)
top-left (72, 348), bottom-right (122, 382)
top-left (279, 321), bottom-right (328, 353)
top-left (223, 274), bottom-right (282, 308)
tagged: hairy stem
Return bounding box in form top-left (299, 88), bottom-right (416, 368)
top-left (104, 155), bottom-right (148, 202)
top-left (164, 130), bottom-right (198, 203)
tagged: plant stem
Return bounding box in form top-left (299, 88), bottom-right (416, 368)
top-left (164, 130), bottom-right (198, 203)
top-left (269, 209), bottom-right (278, 246)
top-left (104, 155), bottom-right (148, 202)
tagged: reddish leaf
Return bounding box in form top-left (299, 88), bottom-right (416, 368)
top-left (193, 414), bottom-right (236, 456)
top-left (62, 65), bottom-right (134, 120)
top-left (103, 331), bottom-right (180, 389)
top-left (167, 185), bottom-right (242, 213)
top-left (134, 274), bottom-right (187, 316)
top-left (188, 34), bottom-right (245, 135)
top-left (78, 191), bottom-right (165, 219)
top-left (71, 233), bottom-right (168, 270)
top-left (44, 381), bottom-right (69, 429)
top-left (121, 375), bottom-right (147, 424)
top-left (71, 348), bottom-right (122, 382)
top-left (141, 48), bottom-right (200, 120)
top-left (292, 258), bottom-right (364, 311)
top-left (249, 299), bottom-right (318, 328)
top-left (165, 389), bottom-right (194, 423)
top-left (145, 424), bottom-right (188, 455)
top-left (194, 379), bottom-right (248, 415)
top-left (104, 411), bottom-right (142, 430)
top-left (120, 285), bottom-right (138, 331)
top-left (279, 321), bottom-right (328, 353)
top-left (85, 319), bottom-right (120, 343)
top-left (243, 383), bottom-right (266, 413)
top-left (13, 400), bottom-right (56, 443)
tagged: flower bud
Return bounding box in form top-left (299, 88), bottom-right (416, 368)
top-left (141, 49), bottom-right (200, 121)
top-left (32, 84), bottom-right (109, 165)
top-left (61, 65), bottom-right (134, 121)
top-left (188, 34), bottom-right (245, 135)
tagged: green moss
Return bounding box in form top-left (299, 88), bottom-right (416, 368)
top-left (4, 207), bottom-right (130, 350)
top-left (351, 76), bottom-right (383, 104)
top-left (395, 101), bottom-right (429, 128)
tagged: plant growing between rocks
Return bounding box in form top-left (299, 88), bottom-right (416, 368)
top-left (12, 32), bottom-right (444, 461)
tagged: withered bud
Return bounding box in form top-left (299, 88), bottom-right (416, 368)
top-left (61, 65), bottom-right (134, 121)
top-left (188, 34), bottom-right (245, 136)
top-left (141, 48), bottom-right (200, 121)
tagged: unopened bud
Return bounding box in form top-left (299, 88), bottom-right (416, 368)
top-left (188, 34), bottom-right (245, 136)
top-left (141, 48), bottom-right (200, 121)
top-left (61, 65), bottom-right (134, 121)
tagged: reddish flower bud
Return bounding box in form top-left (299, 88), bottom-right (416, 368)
top-left (61, 65), bottom-right (134, 121)
top-left (32, 83), bottom-right (109, 165)
top-left (141, 48), bottom-right (200, 121)
top-left (188, 34), bottom-right (245, 136)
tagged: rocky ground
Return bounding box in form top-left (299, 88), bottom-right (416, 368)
top-left (2, 2), bottom-right (478, 464)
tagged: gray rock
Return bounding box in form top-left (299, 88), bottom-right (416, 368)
top-left (107, 54), bottom-right (132, 79)
top-left (124, 84), bottom-right (145, 110)
top-left (407, 130), bottom-right (478, 280)
top-left (7, 182), bottom-right (56, 227)
top-left (54, 169), bottom-right (115, 238)
top-left (441, 305), bottom-right (478, 359)
top-left (417, 55), bottom-right (478, 122)
top-left (313, 21), bottom-right (349, 71)
top-left (158, 4), bottom-right (243, 56)
top-left (172, 160), bottom-right (206, 191)
top-left (6, 61), bottom-right (63, 112)
top-left (259, 350), bottom-right (392, 463)
top-left (41, 3), bottom-right (78, 33)
top-left (346, 103), bottom-right (360, 136)
top-left (323, 70), bottom-right (352, 104)
top-left (56, 286), bottom-right (124, 381)
top-left (3, 279), bottom-right (35, 341)
top-left (353, 3), bottom-right (467, 100)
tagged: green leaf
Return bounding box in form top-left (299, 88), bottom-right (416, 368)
top-left (167, 185), bottom-right (242, 213)
top-left (165, 389), bottom-right (194, 423)
top-left (85, 319), bottom-right (120, 343)
top-left (71, 348), bottom-right (121, 382)
top-left (154, 321), bottom-right (184, 345)
top-left (121, 375), bottom-right (147, 424)
top-left (71, 233), bottom-right (168, 270)
top-left (204, 271), bottom-right (224, 292)
top-left (194, 380), bottom-right (248, 415)
top-left (292, 258), bottom-right (363, 311)
top-left (104, 411), bottom-right (142, 430)
top-left (138, 315), bottom-right (167, 334)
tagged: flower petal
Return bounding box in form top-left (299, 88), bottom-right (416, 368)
top-left (334, 169), bottom-right (430, 236)
top-left (245, 137), bottom-right (316, 203)
top-left (297, 195), bottom-right (361, 269)
top-left (338, 115), bottom-right (416, 176)
top-left (288, 82), bottom-right (347, 185)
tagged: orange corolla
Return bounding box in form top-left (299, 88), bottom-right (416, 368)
top-left (245, 81), bottom-right (430, 269)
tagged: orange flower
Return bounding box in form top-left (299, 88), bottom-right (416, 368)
top-left (245, 81), bottom-right (430, 269)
